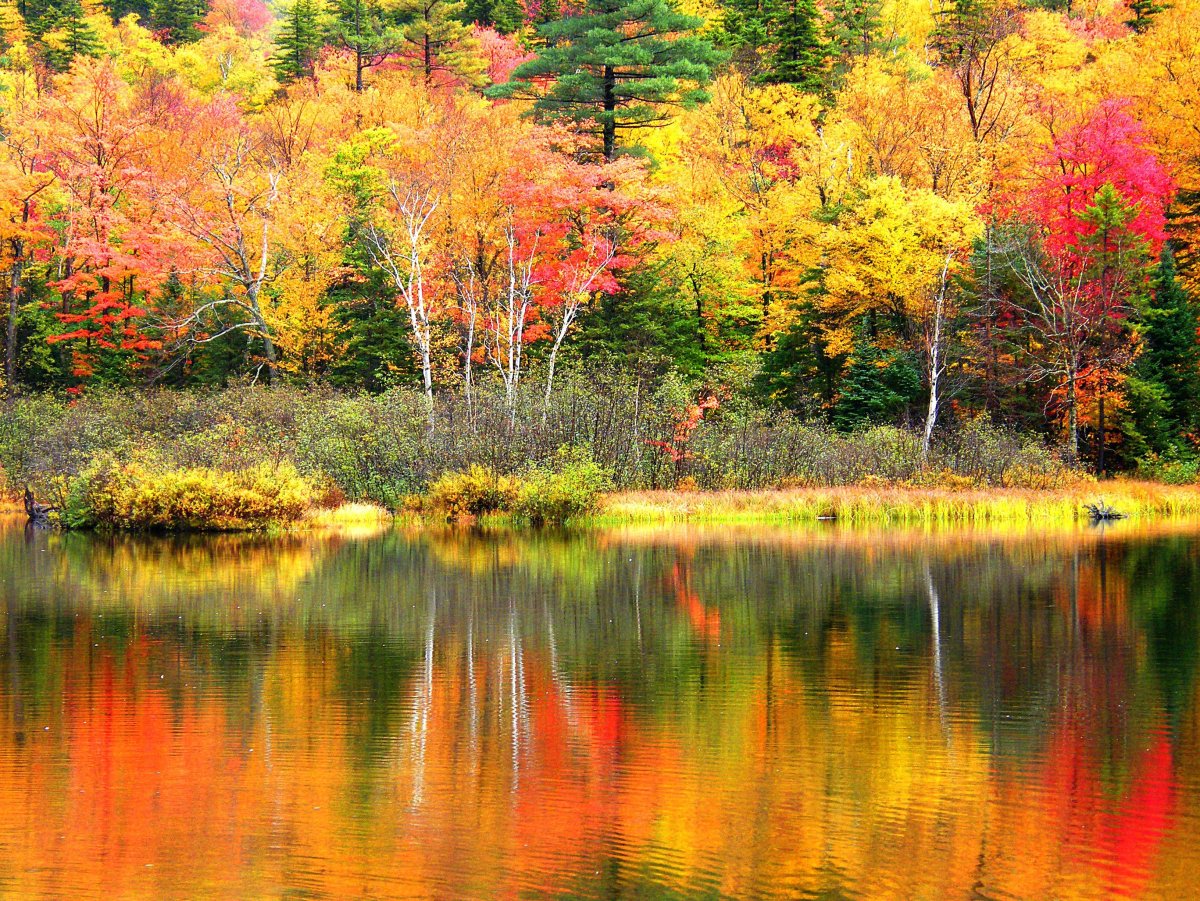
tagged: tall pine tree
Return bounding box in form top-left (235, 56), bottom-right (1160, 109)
top-left (328, 0), bottom-right (407, 91)
top-left (1136, 248), bottom-right (1200, 448)
top-left (150, 0), bottom-right (205, 44)
top-left (273, 0), bottom-right (326, 81)
top-left (488, 0), bottom-right (722, 160)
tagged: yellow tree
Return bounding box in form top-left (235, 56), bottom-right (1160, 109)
top-left (819, 176), bottom-right (981, 452)
top-left (682, 73), bottom-right (826, 341)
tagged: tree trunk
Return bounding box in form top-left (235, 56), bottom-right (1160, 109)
top-left (1066, 362), bottom-right (1079, 462)
top-left (6, 250), bottom-right (22, 393)
top-left (1097, 381), bottom-right (1106, 478)
top-left (602, 65), bottom-right (616, 160)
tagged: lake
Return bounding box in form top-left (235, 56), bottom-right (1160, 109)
top-left (0, 516), bottom-right (1198, 899)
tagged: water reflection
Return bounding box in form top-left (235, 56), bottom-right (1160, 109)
top-left (0, 518), bottom-right (1198, 898)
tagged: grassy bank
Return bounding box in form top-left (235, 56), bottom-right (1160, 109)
top-left (596, 482), bottom-right (1200, 526)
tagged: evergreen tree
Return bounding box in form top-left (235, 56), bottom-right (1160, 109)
top-left (720, 0), bottom-right (826, 91)
top-left (1135, 248), bottom-right (1200, 448)
top-left (328, 0), bottom-right (407, 91)
top-left (34, 0), bottom-right (101, 71)
top-left (764, 0), bottom-right (826, 92)
top-left (272, 0), bottom-right (326, 82)
top-left (825, 0), bottom-right (897, 78)
top-left (150, 0), bottom-right (205, 44)
top-left (1127, 0), bottom-right (1165, 34)
top-left (487, 0), bottom-right (723, 160)
top-left (832, 336), bottom-right (922, 430)
top-left (103, 0), bottom-right (153, 25)
top-left (398, 0), bottom-right (481, 84)
top-left (461, 0), bottom-right (524, 33)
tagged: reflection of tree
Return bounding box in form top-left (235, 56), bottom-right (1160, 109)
top-left (0, 521), bottom-right (1198, 896)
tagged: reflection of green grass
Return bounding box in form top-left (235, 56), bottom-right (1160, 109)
top-left (594, 483), bottom-right (1200, 526)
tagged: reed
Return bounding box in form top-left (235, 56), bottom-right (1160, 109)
top-left (596, 481), bottom-right (1200, 526)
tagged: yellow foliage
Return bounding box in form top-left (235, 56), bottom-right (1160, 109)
top-left (68, 458), bottom-right (315, 531)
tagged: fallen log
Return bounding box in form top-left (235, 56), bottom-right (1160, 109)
top-left (1084, 500), bottom-right (1125, 522)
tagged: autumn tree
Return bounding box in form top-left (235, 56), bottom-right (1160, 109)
top-left (929, 0), bottom-right (1020, 146)
top-left (487, 0), bottom-right (722, 160)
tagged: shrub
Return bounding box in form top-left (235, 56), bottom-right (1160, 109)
top-left (516, 448), bottom-right (613, 525)
top-left (1137, 451), bottom-right (1200, 485)
top-left (427, 465), bottom-right (520, 519)
top-left (63, 455), bottom-right (314, 531)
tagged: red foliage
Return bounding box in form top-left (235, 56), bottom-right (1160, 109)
top-left (203, 0), bottom-right (274, 37)
top-left (645, 392), bottom-right (720, 463)
top-left (1022, 99), bottom-right (1175, 263)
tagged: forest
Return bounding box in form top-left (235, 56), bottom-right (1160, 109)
top-left (1, 0), bottom-right (1199, 479)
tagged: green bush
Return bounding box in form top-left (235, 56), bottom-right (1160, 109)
top-left (516, 448), bottom-right (613, 525)
top-left (1137, 451), bottom-right (1200, 485)
top-left (427, 465), bottom-right (520, 519)
top-left (63, 455), bottom-right (314, 531)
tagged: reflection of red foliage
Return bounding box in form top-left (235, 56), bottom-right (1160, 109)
top-left (1103, 730), bottom-right (1176, 897)
top-left (1033, 714), bottom-right (1176, 898)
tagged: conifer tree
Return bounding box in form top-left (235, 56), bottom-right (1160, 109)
top-left (720, 0), bottom-right (826, 92)
top-left (34, 0), bottom-right (100, 71)
top-left (488, 0), bottom-right (722, 160)
top-left (1127, 0), bottom-right (1165, 34)
top-left (150, 0), bottom-right (205, 44)
top-left (328, 0), bottom-right (406, 91)
top-left (461, 0), bottom-right (523, 33)
top-left (272, 0), bottom-right (326, 82)
top-left (765, 0), bottom-right (826, 92)
top-left (398, 0), bottom-right (480, 84)
top-left (1137, 248), bottom-right (1200, 444)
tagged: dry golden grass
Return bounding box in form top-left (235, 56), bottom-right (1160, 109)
top-left (598, 480), bottom-right (1200, 526)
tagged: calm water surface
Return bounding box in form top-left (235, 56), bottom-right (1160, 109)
top-left (1, 517), bottom-right (1199, 899)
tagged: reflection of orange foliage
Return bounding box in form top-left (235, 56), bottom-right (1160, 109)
top-left (670, 560), bottom-right (721, 641)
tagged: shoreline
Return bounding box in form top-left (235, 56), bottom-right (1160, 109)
top-left (7, 482), bottom-right (1200, 533)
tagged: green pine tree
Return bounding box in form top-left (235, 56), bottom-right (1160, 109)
top-left (398, 0), bottom-right (481, 84)
top-left (825, 0), bottom-right (898, 83)
top-left (34, 0), bottom-right (101, 71)
top-left (150, 0), bottom-right (205, 44)
top-left (1136, 248), bottom-right (1200, 448)
top-left (832, 335), bottom-right (923, 431)
top-left (272, 0), bottom-right (327, 82)
top-left (461, 0), bottom-right (524, 34)
top-left (1127, 0), bottom-right (1166, 34)
top-left (487, 0), bottom-right (723, 160)
top-left (328, 0), bottom-right (407, 91)
top-left (763, 0), bottom-right (827, 92)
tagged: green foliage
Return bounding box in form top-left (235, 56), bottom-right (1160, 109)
top-left (63, 455), bottom-right (315, 531)
top-left (273, 0), bottom-right (327, 82)
top-left (461, 0), bottom-right (524, 33)
top-left (516, 447), bottom-right (613, 524)
top-left (1137, 449), bottom-right (1200, 486)
top-left (721, 0), bottom-right (827, 91)
top-left (427, 464), bottom-right (520, 518)
top-left (832, 338), bottom-right (923, 431)
top-left (150, 0), bottom-right (205, 44)
top-left (1135, 249), bottom-right (1200, 450)
top-left (32, 0), bottom-right (101, 71)
top-left (487, 0), bottom-right (723, 158)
